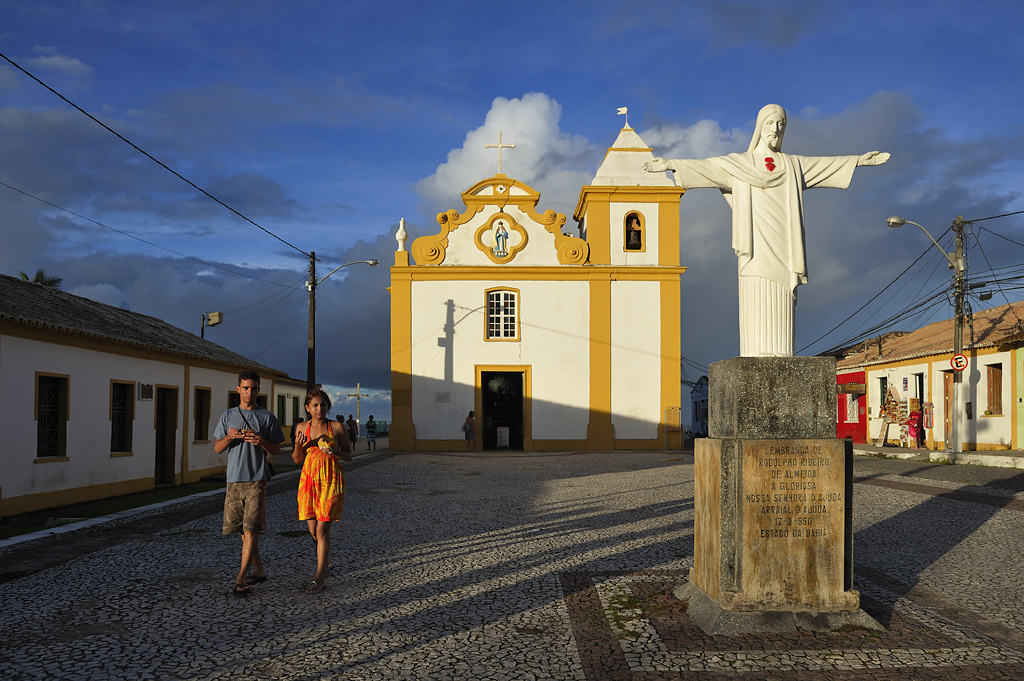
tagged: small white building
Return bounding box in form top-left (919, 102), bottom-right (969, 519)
top-left (389, 125), bottom-right (687, 451)
top-left (690, 375), bottom-right (709, 437)
top-left (0, 274), bottom-right (302, 517)
top-left (836, 300), bottom-right (1024, 450)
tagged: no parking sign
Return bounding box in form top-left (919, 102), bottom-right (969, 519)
top-left (951, 353), bottom-right (968, 372)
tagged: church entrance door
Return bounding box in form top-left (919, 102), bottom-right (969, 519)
top-left (481, 371), bottom-right (524, 450)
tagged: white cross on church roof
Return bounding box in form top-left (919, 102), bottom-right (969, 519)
top-left (485, 131), bottom-right (515, 174)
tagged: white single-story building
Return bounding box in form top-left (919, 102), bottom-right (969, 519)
top-left (0, 273), bottom-right (304, 517)
top-left (835, 300), bottom-right (1024, 450)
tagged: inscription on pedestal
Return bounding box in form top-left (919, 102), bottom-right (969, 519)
top-left (740, 439), bottom-right (847, 609)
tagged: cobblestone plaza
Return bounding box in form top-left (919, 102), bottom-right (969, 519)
top-left (2, 450), bottom-right (1023, 680)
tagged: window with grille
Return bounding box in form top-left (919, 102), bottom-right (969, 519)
top-left (36, 374), bottom-right (68, 458)
top-left (194, 387), bottom-right (212, 441)
top-left (486, 289), bottom-right (519, 340)
top-left (110, 381), bottom-right (134, 453)
top-left (844, 393), bottom-right (860, 423)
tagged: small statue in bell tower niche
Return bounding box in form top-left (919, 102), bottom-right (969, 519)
top-left (625, 214), bottom-right (642, 251)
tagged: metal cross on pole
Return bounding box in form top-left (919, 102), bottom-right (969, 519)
top-left (485, 131), bottom-right (515, 174)
top-left (348, 382), bottom-right (369, 427)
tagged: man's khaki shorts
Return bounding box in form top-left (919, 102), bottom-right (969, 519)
top-left (222, 481), bottom-right (267, 534)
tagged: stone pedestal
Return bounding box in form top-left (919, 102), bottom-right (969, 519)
top-left (680, 356), bottom-right (880, 634)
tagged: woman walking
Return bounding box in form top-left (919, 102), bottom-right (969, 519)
top-left (292, 389), bottom-right (352, 593)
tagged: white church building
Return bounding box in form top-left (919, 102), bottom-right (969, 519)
top-left (389, 125), bottom-right (687, 451)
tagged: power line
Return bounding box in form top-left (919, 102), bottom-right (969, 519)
top-left (804, 211), bottom-right (1024, 356)
top-left (970, 209), bottom-right (1024, 223)
top-left (973, 226), bottom-right (1023, 325)
top-left (253, 301), bottom-right (307, 360)
top-left (797, 229), bottom-right (950, 354)
top-left (681, 355), bottom-right (708, 373)
top-left (220, 283), bottom-right (307, 324)
top-left (0, 178), bottom-right (297, 288)
top-left (977, 224), bottom-right (1024, 248)
top-left (0, 50), bottom-right (309, 257)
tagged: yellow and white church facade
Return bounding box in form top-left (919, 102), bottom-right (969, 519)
top-left (389, 125), bottom-right (687, 451)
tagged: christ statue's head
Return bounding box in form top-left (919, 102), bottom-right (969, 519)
top-left (747, 104), bottom-right (787, 153)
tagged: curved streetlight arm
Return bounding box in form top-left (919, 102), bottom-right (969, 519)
top-left (886, 216), bottom-right (962, 271)
top-left (312, 259), bottom-right (380, 288)
top-left (886, 214), bottom-right (968, 454)
top-left (306, 257), bottom-right (379, 393)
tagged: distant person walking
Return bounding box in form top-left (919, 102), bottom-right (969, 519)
top-left (365, 415), bottom-right (377, 451)
top-left (462, 410), bottom-right (476, 451)
top-left (213, 370), bottom-right (284, 596)
top-left (292, 389), bottom-right (352, 594)
top-left (346, 414), bottom-right (358, 450)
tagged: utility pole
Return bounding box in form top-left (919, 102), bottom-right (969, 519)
top-left (305, 256), bottom-right (378, 396)
top-left (886, 215), bottom-right (968, 454)
top-left (951, 216), bottom-right (967, 454)
top-left (306, 251), bottom-right (316, 394)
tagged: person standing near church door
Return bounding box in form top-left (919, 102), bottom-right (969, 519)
top-left (462, 410), bottom-right (476, 451)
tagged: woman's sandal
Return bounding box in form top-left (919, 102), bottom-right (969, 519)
top-left (305, 580), bottom-right (325, 594)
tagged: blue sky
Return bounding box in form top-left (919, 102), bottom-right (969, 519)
top-left (2, 1), bottom-right (1023, 424)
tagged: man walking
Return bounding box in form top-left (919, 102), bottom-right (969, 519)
top-left (214, 370), bottom-right (284, 595)
top-left (346, 414), bottom-right (358, 450)
top-left (365, 415), bottom-right (377, 451)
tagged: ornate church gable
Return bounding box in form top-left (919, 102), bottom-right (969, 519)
top-left (410, 174), bottom-right (589, 266)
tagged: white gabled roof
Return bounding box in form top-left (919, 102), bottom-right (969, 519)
top-left (590, 127), bottom-right (675, 187)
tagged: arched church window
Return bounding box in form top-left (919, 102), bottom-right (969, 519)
top-left (624, 212), bottom-right (645, 252)
top-left (486, 288), bottom-right (520, 341)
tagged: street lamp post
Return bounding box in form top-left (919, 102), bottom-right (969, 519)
top-left (200, 311), bottom-right (222, 339)
top-left (886, 216), bottom-right (967, 453)
top-left (306, 253), bottom-right (379, 394)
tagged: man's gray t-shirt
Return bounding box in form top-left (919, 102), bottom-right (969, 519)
top-left (213, 406), bottom-right (285, 483)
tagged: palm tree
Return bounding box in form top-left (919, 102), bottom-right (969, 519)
top-left (18, 269), bottom-right (63, 288)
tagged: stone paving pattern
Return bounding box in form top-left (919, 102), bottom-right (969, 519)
top-left (2, 450), bottom-right (1023, 680)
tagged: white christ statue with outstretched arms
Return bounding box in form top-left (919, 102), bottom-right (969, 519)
top-left (644, 104), bottom-right (889, 357)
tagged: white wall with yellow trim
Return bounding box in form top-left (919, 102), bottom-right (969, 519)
top-left (0, 331), bottom-right (288, 516)
top-left (609, 202), bottom-right (661, 266)
top-left (610, 280), bottom-right (662, 438)
top-left (863, 347), bottom-right (1014, 450)
top-left (409, 278), bottom-right (591, 440)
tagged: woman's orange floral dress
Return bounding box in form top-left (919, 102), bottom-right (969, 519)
top-left (297, 421), bottom-right (345, 522)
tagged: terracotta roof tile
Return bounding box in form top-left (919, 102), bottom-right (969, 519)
top-left (0, 273), bottom-right (283, 375)
top-left (834, 300), bottom-right (1024, 369)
